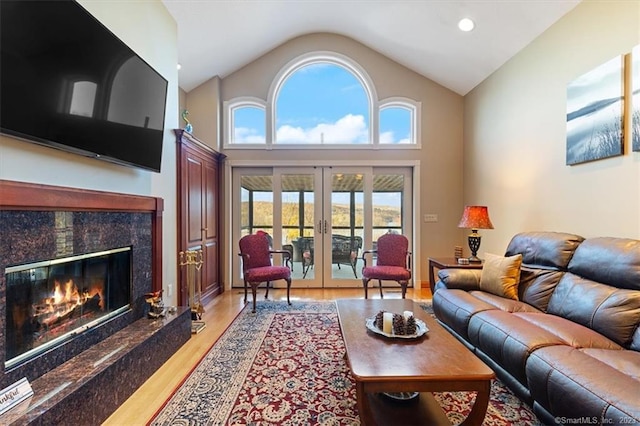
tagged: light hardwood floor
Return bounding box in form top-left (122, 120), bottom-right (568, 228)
top-left (103, 286), bottom-right (432, 425)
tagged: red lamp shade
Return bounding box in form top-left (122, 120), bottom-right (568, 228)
top-left (457, 206), bottom-right (494, 263)
top-left (458, 206), bottom-right (494, 230)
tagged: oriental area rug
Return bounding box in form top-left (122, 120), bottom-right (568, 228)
top-left (149, 301), bottom-right (541, 426)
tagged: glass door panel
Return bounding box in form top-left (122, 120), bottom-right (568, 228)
top-left (233, 169), bottom-right (275, 288)
top-left (371, 173), bottom-right (405, 267)
top-left (278, 170), bottom-right (322, 287)
top-left (240, 174), bottom-right (273, 238)
top-left (326, 171), bottom-right (366, 284)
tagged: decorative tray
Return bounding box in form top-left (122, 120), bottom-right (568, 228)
top-left (365, 317), bottom-right (428, 339)
top-left (382, 391), bottom-right (420, 401)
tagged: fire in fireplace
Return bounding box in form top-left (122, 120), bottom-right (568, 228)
top-left (5, 247), bottom-right (132, 369)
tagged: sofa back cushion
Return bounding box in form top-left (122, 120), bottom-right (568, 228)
top-left (566, 237), bottom-right (640, 290)
top-left (505, 231), bottom-right (584, 270)
top-left (517, 267), bottom-right (565, 312)
top-left (547, 237), bottom-right (640, 348)
top-left (505, 231), bottom-right (584, 311)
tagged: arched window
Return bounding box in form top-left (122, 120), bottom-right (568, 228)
top-left (225, 97), bottom-right (266, 144)
top-left (275, 62), bottom-right (370, 144)
top-left (224, 52), bottom-right (419, 148)
top-left (379, 98), bottom-right (420, 145)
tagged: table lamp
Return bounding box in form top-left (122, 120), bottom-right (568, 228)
top-left (458, 206), bottom-right (494, 263)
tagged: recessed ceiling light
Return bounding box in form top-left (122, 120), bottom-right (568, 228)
top-left (458, 18), bottom-right (475, 32)
top-left (177, 63), bottom-right (182, 70)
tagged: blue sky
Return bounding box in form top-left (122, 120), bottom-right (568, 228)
top-left (234, 63), bottom-right (411, 144)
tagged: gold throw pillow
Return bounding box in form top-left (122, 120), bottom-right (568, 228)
top-left (479, 253), bottom-right (523, 300)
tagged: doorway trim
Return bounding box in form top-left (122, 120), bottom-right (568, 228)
top-left (224, 159), bottom-right (422, 292)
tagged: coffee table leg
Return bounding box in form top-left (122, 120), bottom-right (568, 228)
top-left (460, 380), bottom-right (491, 426)
top-left (355, 382), bottom-right (374, 426)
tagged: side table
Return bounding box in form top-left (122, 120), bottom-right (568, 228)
top-left (428, 257), bottom-right (483, 293)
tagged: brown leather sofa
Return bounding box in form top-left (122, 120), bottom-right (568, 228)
top-left (432, 231), bottom-right (640, 425)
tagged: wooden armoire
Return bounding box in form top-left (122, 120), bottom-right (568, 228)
top-left (175, 129), bottom-right (225, 307)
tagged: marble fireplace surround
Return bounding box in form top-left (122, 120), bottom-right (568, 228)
top-left (0, 180), bottom-right (191, 424)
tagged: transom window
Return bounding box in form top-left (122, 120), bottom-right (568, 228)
top-left (224, 53), bottom-right (420, 148)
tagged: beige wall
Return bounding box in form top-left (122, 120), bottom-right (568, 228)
top-left (185, 77), bottom-right (221, 150)
top-left (188, 33), bottom-right (466, 285)
top-left (464, 0), bottom-right (640, 255)
top-left (0, 0), bottom-right (181, 305)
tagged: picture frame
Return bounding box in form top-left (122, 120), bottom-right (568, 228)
top-left (566, 55), bottom-right (624, 165)
top-left (632, 45), bottom-right (640, 152)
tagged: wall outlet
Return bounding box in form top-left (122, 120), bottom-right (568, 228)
top-left (423, 213), bottom-right (438, 223)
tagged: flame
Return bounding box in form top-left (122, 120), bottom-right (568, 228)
top-left (35, 279), bottom-right (104, 326)
top-left (53, 279), bottom-right (79, 306)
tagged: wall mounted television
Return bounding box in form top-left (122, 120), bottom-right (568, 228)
top-left (0, 0), bottom-right (168, 173)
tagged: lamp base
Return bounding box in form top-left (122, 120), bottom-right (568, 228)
top-left (467, 232), bottom-right (482, 263)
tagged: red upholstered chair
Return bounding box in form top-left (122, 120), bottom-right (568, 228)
top-left (361, 233), bottom-right (412, 299)
top-left (239, 234), bottom-right (292, 313)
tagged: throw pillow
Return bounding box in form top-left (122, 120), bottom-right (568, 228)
top-left (479, 252), bottom-right (523, 300)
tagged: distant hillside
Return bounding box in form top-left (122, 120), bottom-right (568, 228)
top-left (242, 201), bottom-right (401, 228)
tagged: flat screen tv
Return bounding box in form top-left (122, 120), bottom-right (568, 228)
top-left (0, 0), bottom-right (168, 173)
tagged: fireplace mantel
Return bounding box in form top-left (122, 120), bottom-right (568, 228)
top-left (0, 179), bottom-right (163, 293)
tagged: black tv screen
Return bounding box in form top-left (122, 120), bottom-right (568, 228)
top-left (0, 0), bottom-right (168, 173)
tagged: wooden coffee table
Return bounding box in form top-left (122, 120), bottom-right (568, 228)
top-left (336, 299), bottom-right (495, 425)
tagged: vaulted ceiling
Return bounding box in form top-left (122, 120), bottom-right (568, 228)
top-left (163, 0), bottom-right (581, 96)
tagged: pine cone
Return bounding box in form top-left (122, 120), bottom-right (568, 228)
top-left (375, 311), bottom-right (385, 330)
top-left (392, 313), bottom-right (405, 335)
top-left (406, 316), bottom-right (417, 335)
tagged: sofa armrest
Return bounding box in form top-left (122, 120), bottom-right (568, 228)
top-left (437, 268), bottom-right (482, 291)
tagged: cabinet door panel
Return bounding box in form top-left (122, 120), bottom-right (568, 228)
top-left (204, 161), bottom-right (217, 241)
top-left (187, 156), bottom-right (204, 243)
top-left (203, 240), bottom-right (219, 297)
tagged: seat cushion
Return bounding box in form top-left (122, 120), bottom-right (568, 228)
top-left (362, 265), bottom-right (410, 280)
top-left (469, 291), bottom-right (542, 313)
top-left (244, 266), bottom-right (290, 282)
top-left (526, 346), bottom-right (640, 423)
top-left (514, 312), bottom-right (622, 350)
top-left (468, 310), bottom-right (567, 386)
top-left (432, 289), bottom-right (497, 341)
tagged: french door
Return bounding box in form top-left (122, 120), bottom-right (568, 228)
top-left (232, 166), bottom-right (413, 288)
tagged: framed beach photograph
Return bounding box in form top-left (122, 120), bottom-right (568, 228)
top-left (566, 55), bottom-right (624, 165)
top-left (633, 45), bottom-right (640, 152)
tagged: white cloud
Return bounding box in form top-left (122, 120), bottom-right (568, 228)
top-left (379, 130), bottom-right (410, 144)
top-left (276, 113), bottom-right (369, 144)
top-left (379, 131), bottom-right (395, 144)
top-left (234, 127), bottom-right (265, 144)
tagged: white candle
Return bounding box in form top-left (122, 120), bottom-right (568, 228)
top-left (383, 312), bottom-right (393, 334)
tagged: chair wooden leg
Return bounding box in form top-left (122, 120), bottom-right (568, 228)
top-left (362, 278), bottom-right (369, 299)
top-left (265, 281), bottom-right (270, 299)
top-left (251, 283), bottom-right (258, 313)
top-left (243, 279), bottom-right (248, 304)
top-left (286, 277), bottom-right (291, 305)
top-left (378, 279), bottom-right (384, 298)
top-left (400, 281), bottom-right (407, 299)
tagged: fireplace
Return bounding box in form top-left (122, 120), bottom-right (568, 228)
top-left (0, 180), bottom-right (165, 389)
top-left (0, 180), bottom-right (191, 425)
top-left (5, 247), bottom-right (132, 369)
